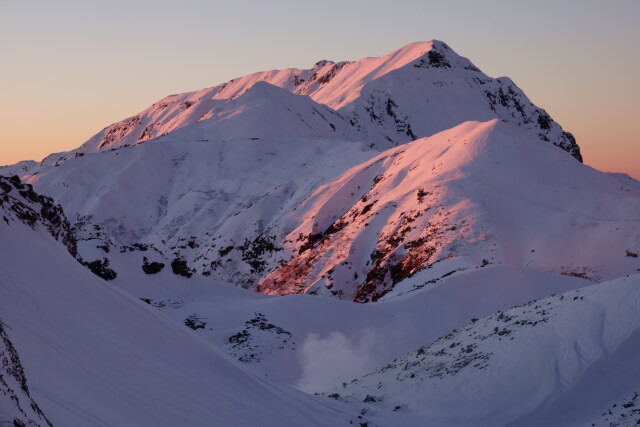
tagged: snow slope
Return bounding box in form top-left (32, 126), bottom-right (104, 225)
top-left (2, 39), bottom-right (579, 174)
top-left (335, 274), bottom-right (640, 427)
top-left (2, 173), bottom-right (637, 427)
top-left (117, 262), bottom-right (590, 390)
top-left (0, 321), bottom-right (51, 426)
top-left (78, 80), bottom-right (362, 154)
top-left (0, 177), bottom-right (355, 426)
top-left (261, 120), bottom-right (640, 300)
top-left (8, 118), bottom-right (638, 302)
top-left (20, 133), bottom-right (377, 287)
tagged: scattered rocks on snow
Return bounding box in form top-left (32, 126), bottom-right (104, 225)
top-left (226, 313), bottom-right (294, 363)
top-left (590, 391), bottom-right (640, 427)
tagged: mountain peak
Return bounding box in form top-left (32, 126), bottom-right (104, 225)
top-left (384, 39), bottom-right (458, 69)
top-left (233, 80), bottom-right (291, 101)
top-left (7, 40), bottom-right (582, 172)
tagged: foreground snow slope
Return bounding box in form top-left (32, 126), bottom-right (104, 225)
top-left (0, 321), bottom-right (52, 426)
top-left (336, 274), bottom-right (640, 427)
top-left (0, 178), bottom-right (353, 426)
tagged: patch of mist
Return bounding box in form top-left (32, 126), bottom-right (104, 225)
top-left (294, 329), bottom-right (389, 393)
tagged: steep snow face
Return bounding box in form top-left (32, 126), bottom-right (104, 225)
top-left (16, 39), bottom-right (580, 171)
top-left (0, 186), bottom-right (355, 426)
top-left (334, 274), bottom-right (640, 427)
top-left (73, 81), bottom-right (362, 155)
top-left (82, 41), bottom-right (444, 155)
top-left (260, 120), bottom-right (640, 301)
top-left (185, 82), bottom-right (361, 142)
top-left (329, 41), bottom-right (580, 158)
top-left (0, 323), bottom-right (52, 427)
top-left (22, 135), bottom-right (377, 288)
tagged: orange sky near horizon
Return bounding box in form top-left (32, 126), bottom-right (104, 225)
top-left (1, 0), bottom-right (638, 178)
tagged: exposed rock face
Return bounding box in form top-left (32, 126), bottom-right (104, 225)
top-left (142, 256), bottom-right (165, 274)
top-left (171, 258), bottom-right (194, 278)
top-left (0, 175), bottom-right (77, 258)
top-left (83, 258), bottom-right (117, 281)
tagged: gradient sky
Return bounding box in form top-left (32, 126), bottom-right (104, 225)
top-left (1, 0), bottom-right (638, 177)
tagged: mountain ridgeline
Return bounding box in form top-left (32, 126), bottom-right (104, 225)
top-left (22, 40), bottom-right (580, 168)
top-left (3, 40), bottom-right (636, 304)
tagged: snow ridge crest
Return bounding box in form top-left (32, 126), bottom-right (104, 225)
top-left (18, 40), bottom-right (580, 168)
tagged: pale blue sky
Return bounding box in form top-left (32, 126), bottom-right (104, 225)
top-left (1, 0), bottom-right (638, 177)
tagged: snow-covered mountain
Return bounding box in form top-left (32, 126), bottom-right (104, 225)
top-left (8, 118), bottom-right (636, 302)
top-left (2, 41), bottom-right (635, 300)
top-left (2, 40), bottom-right (640, 426)
top-left (259, 119), bottom-right (640, 301)
top-left (8, 40), bottom-right (580, 174)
